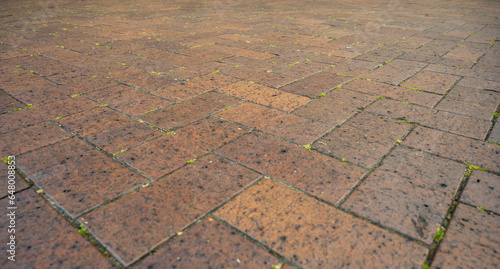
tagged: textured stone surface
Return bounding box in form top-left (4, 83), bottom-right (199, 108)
top-left (400, 71), bottom-right (460, 94)
top-left (460, 170), bottom-right (500, 214)
top-left (215, 178), bottom-right (428, 268)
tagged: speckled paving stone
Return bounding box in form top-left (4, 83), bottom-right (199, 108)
top-left (0, 122), bottom-right (71, 158)
top-left (0, 162), bottom-right (29, 199)
top-left (118, 117), bottom-right (249, 179)
top-left (434, 85), bottom-right (500, 120)
top-left (85, 85), bottom-right (173, 116)
top-left (293, 88), bottom-right (377, 125)
top-left (365, 59), bottom-right (427, 85)
top-left (460, 170), bottom-right (500, 214)
top-left (0, 189), bottom-right (114, 269)
top-left (403, 126), bottom-right (500, 173)
top-left (16, 138), bottom-right (147, 217)
top-left (80, 154), bottom-right (260, 265)
top-left (107, 67), bottom-right (176, 92)
top-left (0, 91), bottom-right (24, 113)
top-left (139, 91), bottom-right (242, 131)
top-left (366, 98), bottom-right (491, 140)
top-left (489, 122), bottom-right (500, 144)
top-left (217, 81), bottom-right (310, 112)
top-left (431, 204), bottom-right (500, 269)
top-left (400, 71), bottom-right (461, 94)
top-left (218, 102), bottom-right (332, 145)
top-left (342, 79), bottom-right (441, 107)
top-left (313, 113), bottom-right (412, 168)
top-left (343, 146), bottom-right (466, 244)
top-left (216, 132), bottom-right (366, 205)
top-left (0, 96), bottom-right (97, 134)
top-left (215, 178), bottom-right (428, 268)
top-left (138, 217), bottom-right (280, 269)
top-left (0, 69), bottom-right (56, 95)
top-left (456, 77), bottom-right (500, 92)
top-left (279, 71), bottom-right (352, 98)
top-left (57, 107), bottom-right (161, 155)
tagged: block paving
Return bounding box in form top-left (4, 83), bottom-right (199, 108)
top-left (0, 0), bottom-right (499, 268)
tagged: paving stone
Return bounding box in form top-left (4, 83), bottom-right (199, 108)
top-left (0, 189), bottom-right (114, 268)
top-left (138, 217), bottom-right (280, 268)
top-left (313, 113), bottom-right (412, 168)
top-left (489, 122), bottom-right (500, 144)
top-left (216, 132), bottom-right (366, 204)
top-left (431, 204), bottom-right (500, 269)
top-left (343, 146), bottom-right (466, 244)
top-left (0, 91), bottom-right (24, 113)
top-left (85, 85), bottom-right (173, 116)
top-left (108, 67), bottom-right (176, 92)
top-left (81, 154), bottom-right (260, 265)
top-left (0, 122), bottom-right (71, 158)
top-left (217, 81), bottom-right (310, 111)
top-left (461, 170), bottom-right (500, 214)
top-left (366, 98), bottom-right (491, 140)
top-left (218, 102), bottom-right (332, 145)
top-left (140, 91), bottom-right (241, 130)
top-left (0, 68), bottom-right (56, 95)
top-left (365, 59), bottom-right (427, 85)
top-left (293, 88), bottom-right (377, 125)
top-left (118, 117), bottom-right (249, 179)
top-left (342, 79), bottom-right (441, 107)
top-left (0, 96), bottom-right (97, 134)
top-left (0, 161), bottom-right (29, 200)
top-left (400, 71), bottom-right (461, 94)
top-left (16, 55), bottom-right (77, 77)
top-left (17, 138), bottom-right (147, 217)
top-left (403, 126), bottom-right (500, 173)
top-left (57, 107), bottom-right (161, 155)
top-left (215, 178), bottom-right (428, 268)
top-left (435, 85), bottom-right (500, 120)
top-left (457, 77), bottom-right (500, 92)
top-left (279, 71), bottom-right (352, 98)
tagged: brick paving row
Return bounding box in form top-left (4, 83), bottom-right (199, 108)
top-left (0, 0), bottom-right (499, 268)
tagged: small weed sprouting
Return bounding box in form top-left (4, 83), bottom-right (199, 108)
top-left (113, 149), bottom-right (127, 156)
top-left (71, 94), bottom-right (79, 98)
top-left (434, 226), bottom-right (445, 242)
top-left (304, 144), bottom-right (312, 150)
top-left (396, 139), bottom-right (403, 144)
top-left (476, 206), bottom-right (486, 211)
top-left (465, 162), bottom-right (487, 172)
top-left (145, 108), bottom-right (158, 114)
top-left (422, 264), bottom-right (430, 269)
top-left (78, 224), bottom-right (88, 236)
top-left (493, 112), bottom-right (499, 118)
top-left (187, 159), bottom-right (196, 164)
top-left (376, 95), bottom-right (383, 99)
top-left (342, 158), bottom-right (347, 162)
top-left (166, 131), bottom-right (175, 134)
top-left (225, 106), bottom-right (233, 110)
top-left (318, 93), bottom-right (326, 98)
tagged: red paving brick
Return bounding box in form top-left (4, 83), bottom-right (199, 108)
top-left (3, 0), bottom-right (500, 267)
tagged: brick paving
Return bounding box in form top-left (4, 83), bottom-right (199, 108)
top-left (0, 0), bottom-right (499, 268)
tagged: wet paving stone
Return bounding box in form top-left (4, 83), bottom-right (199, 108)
top-left (0, 189), bottom-right (114, 268)
top-left (403, 126), bottom-right (500, 173)
top-left (80, 154), bottom-right (260, 265)
top-left (118, 117), bottom-right (249, 179)
top-left (460, 170), bottom-right (500, 214)
top-left (313, 113), bottom-right (412, 168)
top-left (343, 146), bottom-right (467, 244)
top-left (293, 88), bottom-right (377, 125)
top-left (431, 204), bottom-right (500, 268)
top-left (218, 102), bottom-right (332, 145)
top-left (216, 132), bottom-right (367, 205)
top-left (16, 138), bottom-right (147, 218)
top-left (139, 91), bottom-right (242, 131)
top-left (138, 217), bottom-right (280, 269)
top-left (215, 178), bottom-right (428, 268)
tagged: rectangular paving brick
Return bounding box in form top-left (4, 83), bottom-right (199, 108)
top-left (272, 61), bottom-right (331, 79)
top-left (0, 122), bottom-right (71, 158)
top-left (343, 146), bottom-right (466, 244)
top-left (0, 162), bottom-right (29, 199)
top-left (0, 68), bottom-right (56, 95)
top-left (435, 85), bottom-right (500, 120)
top-left (17, 138), bottom-right (147, 217)
top-left (108, 67), bottom-right (176, 92)
top-left (456, 77), bottom-right (500, 92)
top-left (118, 117), bottom-right (249, 179)
top-left (0, 91), bottom-right (24, 113)
top-left (215, 178), bottom-right (428, 268)
top-left (216, 132), bottom-right (366, 204)
top-left (85, 85), bottom-right (173, 116)
top-left (217, 81), bottom-right (310, 112)
top-left (400, 70), bottom-right (461, 94)
top-left (432, 204), bottom-right (500, 269)
top-left (218, 102), bottom-right (332, 145)
top-left (81, 154), bottom-right (260, 265)
top-left (313, 113), bottom-right (412, 168)
top-left (279, 71), bottom-right (352, 98)
top-left (0, 189), bottom-right (113, 268)
top-left (461, 170), bottom-right (500, 214)
top-left (365, 59), bottom-right (427, 85)
top-left (403, 126), bottom-right (500, 173)
top-left (342, 79), bottom-right (441, 107)
top-left (138, 217), bottom-right (280, 268)
top-left (488, 122), bottom-right (500, 144)
top-left (0, 96), bottom-right (97, 134)
top-left (57, 107), bottom-right (161, 155)
top-left (366, 98), bottom-right (491, 140)
top-left (139, 91), bottom-right (242, 130)
top-left (293, 88), bottom-right (377, 125)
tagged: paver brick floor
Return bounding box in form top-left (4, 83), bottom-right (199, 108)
top-left (0, 0), bottom-right (499, 268)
